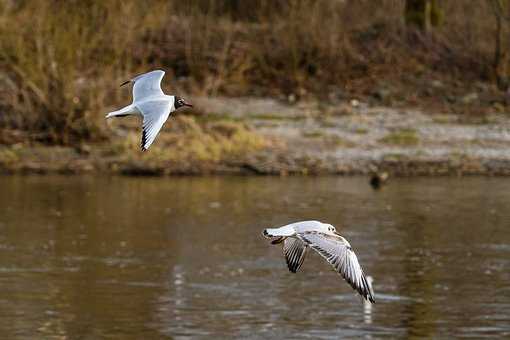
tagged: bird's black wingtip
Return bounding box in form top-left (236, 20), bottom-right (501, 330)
top-left (120, 80), bottom-right (131, 87)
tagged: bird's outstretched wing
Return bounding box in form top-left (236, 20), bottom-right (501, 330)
top-left (297, 231), bottom-right (375, 303)
top-left (283, 238), bottom-right (307, 273)
top-left (131, 70), bottom-right (165, 102)
top-left (138, 100), bottom-right (172, 151)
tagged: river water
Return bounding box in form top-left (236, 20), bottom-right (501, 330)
top-left (0, 175), bottom-right (508, 339)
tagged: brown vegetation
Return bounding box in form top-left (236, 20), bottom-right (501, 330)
top-left (0, 0), bottom-right (509, 145)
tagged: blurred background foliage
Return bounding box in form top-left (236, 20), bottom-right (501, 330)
top-left (0, 0), bottom-right (509, 144)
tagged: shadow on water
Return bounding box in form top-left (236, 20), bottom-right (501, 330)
top-left (0, 176), bottom-right (509, 338)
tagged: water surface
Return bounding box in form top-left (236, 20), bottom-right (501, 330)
top-left (0, 176), bottom-right (509, 339)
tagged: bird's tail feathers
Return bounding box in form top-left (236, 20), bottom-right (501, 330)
top-left (263, 229), bottom-right (286, 244)
top-left (263, 226), bottom-right (295, 238)
top-left (105, 105), bottom-right (139, 119)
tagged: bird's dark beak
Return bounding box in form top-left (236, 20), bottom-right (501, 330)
top-left (184, 101), bottom-right (193, 108)
top-left (120, 80), bottom-right (131, 87)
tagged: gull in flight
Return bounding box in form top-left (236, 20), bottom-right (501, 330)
top-left (105, 70), bottom-right (192, 151)
top-left (263, 220), bottom-right (375, 303)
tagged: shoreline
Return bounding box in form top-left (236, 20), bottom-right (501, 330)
top-left (1, 153), bottom-right (510, 177)
top-left (2, 97), bottom-right (510, 177)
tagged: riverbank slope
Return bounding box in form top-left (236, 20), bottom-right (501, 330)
top-left (2, 96), bottom-right (510, 176)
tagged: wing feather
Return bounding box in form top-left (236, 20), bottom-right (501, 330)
top-left (297, 231), bottom-right (375, 303)
top-left (283, 238), bottom-right (307, 273)
top-left (132, 70), bottom-right (165, 101)
top-left (138, 100), bottom-right (172, 151)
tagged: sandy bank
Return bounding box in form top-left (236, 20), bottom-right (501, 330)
top-left (2, 97), bottom-right (510, 176)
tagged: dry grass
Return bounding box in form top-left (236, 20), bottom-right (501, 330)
top-left (106, 115), bottom-right (269, 163)
top-left (0, 0), bottom-right (509, 144)
top-left (0, 0), bottom-right (170, 143)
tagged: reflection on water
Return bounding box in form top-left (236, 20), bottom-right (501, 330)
top-left (0, 175), bottom-right (509, 338)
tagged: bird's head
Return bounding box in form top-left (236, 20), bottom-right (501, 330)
top-left (174, 96), bottom-right (193, 110)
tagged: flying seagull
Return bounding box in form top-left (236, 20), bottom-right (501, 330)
top-left (263, 220), bottom-right (375, 303)
top-left (105, 70), bottom-right (192, 151)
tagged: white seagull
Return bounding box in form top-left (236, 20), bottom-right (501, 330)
top-left (263, 220), bottom-right (375, 303)
top-left (105, 70), bottom-right (192, 151)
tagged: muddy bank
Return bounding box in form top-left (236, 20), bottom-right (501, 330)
top-left (2, 97), bottom-right (510, 176)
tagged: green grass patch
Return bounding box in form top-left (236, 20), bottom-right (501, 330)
top-left (354, 128), bottom-right (369, 134)
top-left (327, 135), bottom-right (355, 147)
top-left (319, 120), bottom-right (338, 128)
top-left (302, 131), bottom-right (324, 138)
top-left (380, 129), bottom-right (419, 146)
top-left (382, 153), bottom-right (408, 161)
top-left (249, 113), bottom-right (305, 121)
top-left (432, 114), bottom-right (456, 124)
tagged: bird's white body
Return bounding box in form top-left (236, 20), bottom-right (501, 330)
top-left (264, 220), bottom-right (333, 237)
top-left (106, 70), bottom-right (179, 151)
top-left (263, 220), bottom-right (375, 303)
